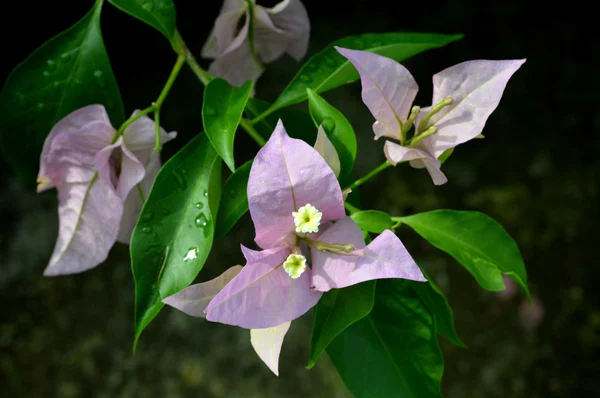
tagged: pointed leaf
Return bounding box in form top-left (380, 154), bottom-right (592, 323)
top-left (108, 0), bottom-right (177, 44)
top-left (214, 160), bottom-right (252, 239)
top-left (245, 98), bottom-right (316, 143)
top-left (306, 89), bottom-right (356, 180)
top-left (350, 210), bottom-right (392, 233)
top-left (308, 281), bottom-right (375, 369)
top-left (203, 78), bottom-right (253, 172)
top-left (327, 279), bottom-right (444, 398)
top-left (0, 0), bottom-right (124, 183)
top-left (410, 279), bottom-right (465, 348)
top-left (400, 210), bottom-right (529, 298)
top-left (131, 134), bottom-right (222, 348)
top-left (258, 33), bottom-right (463, 118)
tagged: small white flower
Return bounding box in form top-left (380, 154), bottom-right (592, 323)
top-left (283, 253), bottom-right (307, 279)
top-left (292, 204), bottom-right (323, 233)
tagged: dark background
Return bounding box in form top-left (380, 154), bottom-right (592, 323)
top-left (1, 0), bottom-right (598, 396)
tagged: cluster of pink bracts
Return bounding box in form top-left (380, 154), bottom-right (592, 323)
top-left (37, 0), bottom-right (526, 376)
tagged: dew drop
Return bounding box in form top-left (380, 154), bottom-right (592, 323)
top-left (94, 70), bottom-right (107, 88)
top-left (323, 55), bottom-right (337, 67)
top-left (183, 247), bottom-right (198, 262)
top-left (299, 74), bottom-right (311, 83)
top-left (204, 106), bottom-right (217, 116)
top-left (173, 171), bottom-right (187, 190)
top-left (142, 226), bottom-right (152, 234)
top-left (138, 0), bottom-right (154, 11)
top-left (60, 51), bottom-right (73, 62)
top-left (42, 71), bottom-right (51, 78)
top-left (141, 211), bottom-right (154, 222)
top-left (194, 213), bottom-right (208, 228)
top-left (322, 117), bottom-right (336, 132)
top-left (203, 190), bottom-right (208, 198)
top-left (195, 202), bottom-right (204, 209)
top-left (46, 59), bottom-right (56, 71)
top-left (157, 0), bottom-right (171, 15)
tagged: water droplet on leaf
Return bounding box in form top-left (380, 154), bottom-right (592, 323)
top-left (94, 70), bottom-right (106, 88)
top-left (142, 226), bottom-right (152, 234)
top-left (299, 74), bottom-right (311, 83)
top-left (204, 106), bottom-right (217, 116)
top-left (46, 59), bottom-right (57, 72)
top-left (203, 190), bottom-right (208, 198)
top-left (141, 211), bottom-right (154, 222)
top-left (60, 52), bottom-right (72, 62)
top-left (322, 118), bottom-right (336, 132)
top-left (173, 171), bottom-right (187, 190)
top-left (323, 55), bottom-right (337, 67)
top-left (195, 202), bottom-right (204, 209)
top-left (183, 247), bottom-right (198, 262)
top-left (194, 213), bottom-right (208, 228)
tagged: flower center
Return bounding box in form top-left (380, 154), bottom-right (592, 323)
top-left (292, 204), bottom-right (322, 234)
top-left (283, 253), bottom-right (307, 279)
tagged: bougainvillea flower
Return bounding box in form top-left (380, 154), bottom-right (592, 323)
top-left (202, 0), bottom-right (310, 87)
top-left (37, 105), bottom-right (175, 276)
top-left (336, 47), bottom-right (525, 185)
top-left (163, 265), bottom-right (291, 375)
top-left (167, 120), bottom-right (423, 374)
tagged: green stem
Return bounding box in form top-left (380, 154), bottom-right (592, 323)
top-left (416, 96), bottom-right (453, 134)
top-left (343, 161), bottom-right (393, 192)
top-left (114, 106), bottom-right (154, 141)
top-left (344, 202), bottom-right (361, 214)
top-left (391, 216), bottom-right (403, 230)
top-left (240, 119), bottom-right (266, 146)
top-left (185, 51), bottom-right (212, 86)
top-left (251, 107), bottom-right (275, 125)
top-left (172, 29), bottom-right (266, 147)
top-left (153, 51), bottom-right (187, 151)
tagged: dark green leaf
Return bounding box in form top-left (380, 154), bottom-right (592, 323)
top-left (308, 281), bottom-right (375, 369)
top-left (258, 33), bottom-right (463, 119)
top-left (328, 279), bottom-right (444, 398)
top-left (410, 279), bottom-right (465, 348)
top-left (401, 210), bottom-right (529, 298)
top-left (131, 134), bottom-right (221, 349)
top-left (214, 160), bottom-right (252, 239)
top-left (245, 98), bottom-right (316, 143)
top-left (203, 78), bottom-right (253, 172)
top-left (0, 0), bottom-right (124, 183)
top-left (350, 210), bottom-right (393, 233)
top-left (108, 0), bottom-right (176, 43)
top-left (306, 89), bottom-right (356, 180)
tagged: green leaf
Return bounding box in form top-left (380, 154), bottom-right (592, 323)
top-left (410, 279), bottom-right (465, 348)
top-left (257, 33), bottom-right (463, 119)
top-left (308, 281), bottom-right (375, 369)
top-left (328, 279), bottom-right (444, 398)
top-left (214, 160), bottom-right (252, 239)
top-left (0, 0), bottom-right (124, 183)
top-left (306, 89), bottom-right (356, 180)
top-left (245, 98), bottom-right (316, 143)
top-left (108, 0), bottom-right (176, 43)
top-left (203, 78), bottom-right (253, 172)
top-left (131, 134), bottom-right (221, 349)
top-left (350, 210), bottom-right (393, 233)
top-left (401, 210), bottom-right (529, 298)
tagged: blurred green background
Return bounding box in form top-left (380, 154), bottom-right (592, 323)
top-left (1, 0), bottom-right (598, 396)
